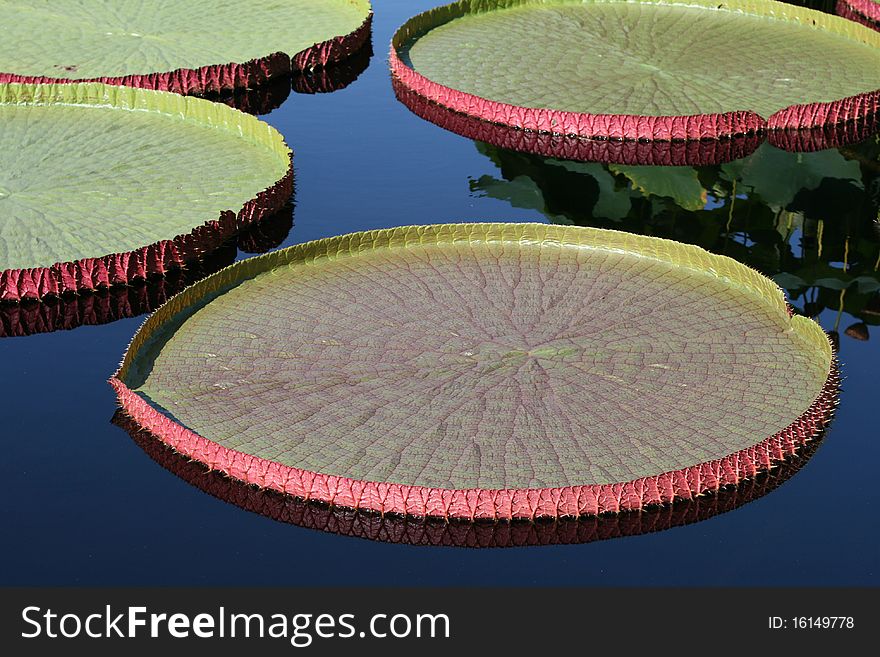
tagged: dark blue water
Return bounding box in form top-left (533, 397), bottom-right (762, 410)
top-left (2, 0), bottom-right (877, 585)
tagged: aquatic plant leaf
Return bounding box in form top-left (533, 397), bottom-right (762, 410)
top-left (552, 161), bottom-right (632, 220)
top-left (392, 0), bottom-right (880, 142)
top-left (721, 143), bottom-right (862, 208)
top-left (855, 277), bottom-right (880, 293)
top-left (0, 203), bottom-right (293, 338)
top-left (772, 272), bottom-right (809, 290)
top-left (112, 224), bottom-right (837, 520)
top-left (0, 0), bottom-right (372, 94)
top-left (0, 83), bottom-right (292, 301)
top-left (472, 175), bottom-right (546, 212)
top-left (609, 165), bottom-right (707, 211)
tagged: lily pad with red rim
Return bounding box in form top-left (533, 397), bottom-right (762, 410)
top-left (110, 223), bottom-right (838, 520)
top-left (391, 0), bottom-right (880, 145)
top-left (0, 82), bottom-right (293, 302)
top-left (0, 0), bottom-right (373, 95)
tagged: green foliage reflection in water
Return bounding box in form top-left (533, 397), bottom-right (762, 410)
top-left (471, 137), bottom-right (880, 337)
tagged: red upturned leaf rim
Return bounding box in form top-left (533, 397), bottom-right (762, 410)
top-left (114, 408), bottom-right (832, 548)
top-left (393, 76), bottom-right (880, 160)
top-left (109, 224), bottom-right (840, 522)
top-left (0, 244), bottom-right (236, 339)
top-left (838, 0), bottom-right (880, 30)
top-left (0, 83), bottom-right (294, 303)
top-left (292, 38), bottom-right (374, 95)
top-left (208, 37), bottom-right (373, 115)
top-left (0, 200), bottom-right (294, 338)
top-left (0, 12), bottom-right (373, 97)
top-left (392, 76), bottom-right (765, 166)
top-left (390, 0), bottom-right (880, 146)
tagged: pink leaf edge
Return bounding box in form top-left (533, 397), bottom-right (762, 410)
top-left (109, 338), bottom-right (840, 522)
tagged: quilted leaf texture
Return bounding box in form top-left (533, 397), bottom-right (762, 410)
top-left (0, 1), bottom-right (372, 95)
top-left (390, 0), bottom-right (880, 142)
top-left (111, 224), bottom-right (838, 520)
top-left (114, 409), bottom-right (830, 547)
top-left (0, 83), bottom-right (293, 302)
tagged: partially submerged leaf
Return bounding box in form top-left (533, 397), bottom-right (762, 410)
top-left (112, 223), bottom-right (837, 520)
top-left (553, 161), bottom-right (632, 220)
top-left (609, 165), bottom-right (707, 211)
top-left (471, 174), bottom-right (546, 213)
top-left (0, 82), bottom-right (292, 302)
top-left (721, 143), bottom-right (863, 209)
top-left (844, 321), bottom-right (870, 340)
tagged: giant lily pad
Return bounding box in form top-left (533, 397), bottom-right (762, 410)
top-left (111, 224), bottom-right (837, 520)
top-left (0, 83), bottom-right (292, 302)
top-left (391, 0), bottom-right (880, 144)
top-left (0, 0), bottom-right (373, 95)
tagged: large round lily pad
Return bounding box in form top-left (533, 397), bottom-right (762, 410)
top-left (0, 0), bottom-right (372, 95)
top-left (391, 0), bottom-right (880, 142)
top-left (111, 224), bottom-right (837, 520)
top-left (0, 83), bottom-right (292, 302)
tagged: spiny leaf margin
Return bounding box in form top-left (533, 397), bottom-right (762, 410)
top-left (0, 2), bottom-right (373, 96)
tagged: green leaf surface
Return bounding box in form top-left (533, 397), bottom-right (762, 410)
top-left (120, 224), bottom-right (832, 490)
top-left (0, 83), bottom-right (290, 270)
top-left (401, 0), bottom-right (880, 118)
top-left (609, 164), bottom-right (707, 211)
top-left (472, 174), bottom-right (546, 212)
top-left (721, 143), bottom-right (863, 208)
top-left (0, 0), bottom-right (370, 78)
top-left (552, 160), bottom-right (632, 220)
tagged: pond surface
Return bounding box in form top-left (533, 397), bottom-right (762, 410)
top-left (1, 0), bottom-right (877, 585)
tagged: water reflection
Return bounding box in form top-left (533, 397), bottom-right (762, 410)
top-left (207, 39), bottom-right (374, 115)
top-left (292, 40), bottom-right (374, 95)
top-left (471, 138), bottom-right (880, 340)
top-left (208, 76), bottom-right (292, 116)
top-left (113, 410), bottom-right (829, 548)
top-left (0, 202), bottom-right (294, 338)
